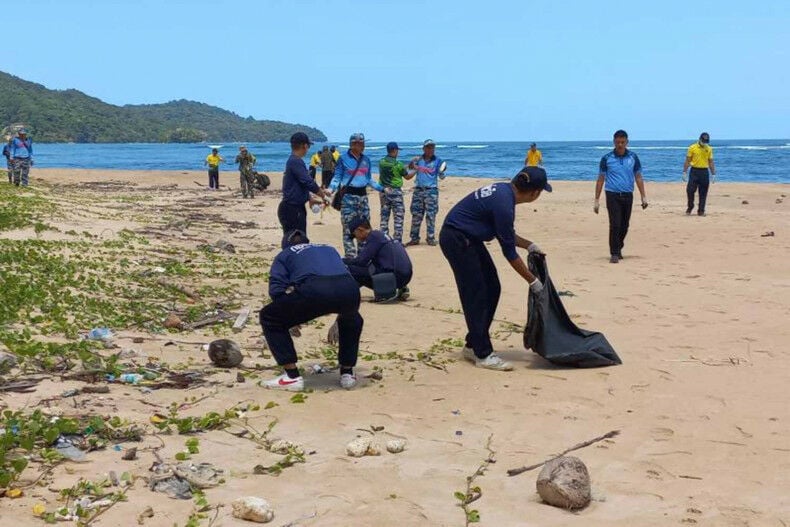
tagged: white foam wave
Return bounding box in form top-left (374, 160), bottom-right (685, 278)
top-left (632, 146), bottom-right (687, 150)
top-left (723, 145), bottom-right (790, 150)
top-left (365, 146), bottom-right (385, 150)
top-left (457, 145), bottom-right (489, 149)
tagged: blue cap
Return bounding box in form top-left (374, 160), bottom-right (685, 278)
top-left (386, 142), bottom-right (399, 152)
top-left (349, 132), bottom-right (365, 144)
top-left (347, 216), bottom-right (368, 233)
top-left (513, 166), bottom-right (552, 193)
top-left (423, 139), bottom-right (436, 147)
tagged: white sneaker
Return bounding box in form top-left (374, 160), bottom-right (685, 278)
top-left (462, 347), bottom-right (475, 362)
top-left (261, 373), bottom-right (304, 391)
top-left (474, 353), bottom-right (513, 371)
top-left (340, 373), bottom-right (357, 390)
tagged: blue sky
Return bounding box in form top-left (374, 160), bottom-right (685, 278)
top-left (2, 0), bottom-right (788, 141)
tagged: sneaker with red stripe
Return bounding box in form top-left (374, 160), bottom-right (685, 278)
top-left (261, 373), bottom-right (304, 392)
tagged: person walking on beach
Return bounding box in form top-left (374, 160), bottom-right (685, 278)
top-left (309, 148), bottom-right (321, 181)
top-left (259, 229), bottom-right (363, 391)
top-left (9, 129), bottom-right (33, 187)
top-left (682, 132), bottom-right (716, 216)
top-left (594, 130), bottom-right (648, 263)
top-left (2, 136), bottom-right (11, 183)
top-left (343, 217), bottom-right (413, 302)
top-left (406, 139), bottom-right (445, 247)
top-left (440, 166), bottom-right (550, 371)
top-left (235, 146), bottom-right (257, 198)
top-left (319, 145), bottom-right (336, 189)
top-left (524, 143), bottom-right (543, 167)
top-left (378, 142), bottom-right (412, 243)
top-left (279, 132), bottom-right (327, 243)
top-left (204, 148), bottom-right (224, 190)
top-left (328, 133), bottom-right (383, 257)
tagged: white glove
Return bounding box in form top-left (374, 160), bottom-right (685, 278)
top-left (529, 278), bottom-right (544, 294)
top-left (593, 200), bottom-right (600, 214)
top-left (527, 243), bottom-right (544, 255)
top-left (711, 173), bottom-right (716, 183)
top-left (682, 172), bottom-right (688, 182)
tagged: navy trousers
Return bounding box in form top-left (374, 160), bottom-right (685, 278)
top-left (605, 191), bottom-right (633, 257)
top-left (260, 275), bottom-right (363, 366)
top-left (346, 263), bottom-right (412, 290)
top-left (439, 225), bottom-right (501, 358)
top-left (278, 201), bottom-right (307, 238)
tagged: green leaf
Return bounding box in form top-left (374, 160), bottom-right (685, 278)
top-left (264, 401), bottom-right (278, 410)
top-left (454, 491), bottom-right (466, 501)
top-left (10, 457), bottom-right (28, 474)
top-left (175, 452), bottom-right (189, 461)
top-left (467, 510), bottom-right (480, 523)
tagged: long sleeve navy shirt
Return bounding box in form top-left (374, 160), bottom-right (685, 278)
top-left (343, 230), bottom-right (412, 274)
top-left (268, 243), bottom-right (349, 298)
top-left (443, 182), bottom-right (519, 261)
top-left (282, 154), bottom-right (320, 206)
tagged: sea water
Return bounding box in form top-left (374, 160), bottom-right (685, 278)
top-left (29, 140), bottom-right (790, 183)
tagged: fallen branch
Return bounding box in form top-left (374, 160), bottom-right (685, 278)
top-left (156, 277), bottom-right (201, 301)
top-left (507, 430), bottom-right (620, 477)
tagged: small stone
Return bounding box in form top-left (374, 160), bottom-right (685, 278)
top-left (231, 496), bottom-right (274, 523)
top-left (208, 339), bottom-right (243, 368)
top-left (163, 313), bottom-right (183, 329)
top-left (132, 337), bottom-right (145, 344)
top-left (386, 439), bottom-right (406, 454)
top-left (346, 437), bottom-right (371, 457)
top-left (137, 505), bottom-right (154, 524)
top-left (742, 200), bottom-right (749, 205)
top-left (269, 439), bottom-right (304, 455)
top-left (122, 447), bottom-right (138, 461)
top-left (289, 326), bottom-right (301, 338)
top-left (536, 456), bottom-right (592, 510)
top-left (0, 351), bottom-right (19, 370)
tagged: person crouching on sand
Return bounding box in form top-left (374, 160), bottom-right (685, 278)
top-left (440, 166), bottom-right (550, 371)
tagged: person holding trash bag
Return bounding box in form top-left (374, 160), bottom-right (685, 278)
top-left (440, 166), bottom-right (551, 371)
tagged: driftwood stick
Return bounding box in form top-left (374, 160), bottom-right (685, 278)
top-left (506, 430), bottom-right (620, 477)
top-left (155, 276), bottom-right (201, 301)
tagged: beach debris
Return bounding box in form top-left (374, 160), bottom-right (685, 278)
top-left (536, 456), bottom-right (591, 510)
top-left (163, 313), bottom-right (184, 329)
top-left (156, 277), bottom-right (201, 302)
top-left (508, 429), bottom-right (620, 477)
top-left (232, 306), bottom-right (251, 332)
top-left (386, 439), bottom-right (407, 454)
top-left (365, 370), bottom-right (383, 381)
top-left (149, 461), bottom-right (224, 499)
top-left (289, 325), bottom-right (302, 338)
top-left (777, 198), bottom-right (783, 204)
top-left (269, 439), bottom-right (304, 455)
top-left (0, 351), bottom-right (19, 371)
top-left (174, 462), bottom-right (224, 488)
top-left (81, 385), bottom-right (110, 394)
top-left (326, 320), bottom-right (339, 345)
top-left (132, 337), bottom-right (145, 344)
top-left (761, 231), bottom-right (775, 237)
top-left (346, 437), bottom-right (382, 457)
top-left (54, 437), bottom-right (88, 462)
top-left (188, 310), bottom-right (236, 329)
top-left (122, 447), bottom-right (138, 461)
top-left (214, 239), bottom-right (236, 253)
top-left (231, 496), bottom-right (275, 523)
top-left (208, 339), bottom-right (243, 368)
top-left (558, 290), bottom-right (576, 297)
top-left (87, 327), bottom-right (114, 342)
top-left (119, 373), bottom-right (144, 384)
top-left (7, 488), bottom-right (23, 498)
top-left (742, 200), bottom-right (749, 205)
top-left (61, 388), bottom-right (80, 398)
top-left (137, 505), bottom-right (155, 524)
top-left (237, 372), bottom-right (246, 383)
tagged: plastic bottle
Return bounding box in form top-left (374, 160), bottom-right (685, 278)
top-left (118, 373), bottom-right (143, 384)
top-left (311, 204), bottom-right (322, 214)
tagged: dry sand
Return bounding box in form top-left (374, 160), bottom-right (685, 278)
top-left (1, 168), bottom-right (788, 526)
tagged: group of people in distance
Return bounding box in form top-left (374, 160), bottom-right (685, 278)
top-left (258, 128), bottom-right (719, 390)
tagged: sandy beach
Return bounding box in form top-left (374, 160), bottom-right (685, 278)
top-left (1, 168), bottom-right (788, 527)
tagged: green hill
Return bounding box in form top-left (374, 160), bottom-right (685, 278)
top-left (0, 71), bottom-right (326, 143)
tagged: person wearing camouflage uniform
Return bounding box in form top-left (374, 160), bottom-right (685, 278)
top-left (406, 139), bottom-right (445, 246)
top-left (234, 146), bottom-right (257, 198)
top-left (9, 129), bottom-right (33, 187)
top-left (378, 142), bottom-right (412, 243)
top-left (329, 133), bottom-right (384, 257)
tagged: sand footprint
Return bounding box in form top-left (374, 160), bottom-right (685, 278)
top-left (650, 427), bottom-right (675, 442)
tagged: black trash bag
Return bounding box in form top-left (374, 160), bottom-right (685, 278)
top-left (524, 253), bottom-right (622, 367)
top-left (253, 171), bottom-right (271, 191)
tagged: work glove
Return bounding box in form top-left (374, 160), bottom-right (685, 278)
top-left (711, 173), bottom-right (716, 183)
top-left (529, 278), bottom-right (544, 295)
top-left (593, 200), bottom-right (600, 214)
top-left (682, 171), bottom-right (688, 182)
top-left (527, 243), bottom-right (545, 255)
top-left (641, 199), bottom-right (649, 210)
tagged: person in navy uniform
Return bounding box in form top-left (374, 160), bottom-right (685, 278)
top-left (594, 129), bottom-right (648, 263)
top-left (343, 217), bottom-right (413, 302)
top-left (259, 230), bottom-right (363, 391)
top-left (440, 166), bottom-right (551, 372)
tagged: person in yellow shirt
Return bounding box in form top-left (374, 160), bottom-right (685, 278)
top-left (682, 132), bottom-right (716, 216)
top-left (524, 143), bottom-right (543, 167)
top-left (309, 149), bottom-right (321, 181)
top-left (331, 145), bottom-right (340, 162)
top-left (203, 148), bottom-right (224, 190)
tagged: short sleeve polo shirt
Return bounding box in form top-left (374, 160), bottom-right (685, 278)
top-left (599, 149), bottom-right (642, 193)
top-left (686, 143), bottom-right (713, 168)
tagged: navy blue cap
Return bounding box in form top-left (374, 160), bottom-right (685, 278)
top-left (290, 132), bottom-right (313, 147)
top-left (349, 132), bottom-right (366, 144)
top-left (513, 166), bottom-right (552, 193)
top-left (283, 229), bottom-right (309, 248)
top-left (386, 142), bottom-right (399, 152)
top-left (347, 217), bottom-right (368, 233)
top-left (423, 139), bottom-right (436, 147)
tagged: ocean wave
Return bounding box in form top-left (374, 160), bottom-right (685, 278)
top-left (632, 146), bottom-right (687, 150)
top-left (457, 145), bottom-right (489, 149)
top-left (723, 145), bottom-right (790, 150)
top-left (365, 145), bottom-right (385, 150)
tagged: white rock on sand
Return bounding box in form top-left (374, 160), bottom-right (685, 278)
top-left (231, 496), bottom-right (275, 523)
top-left (536, 456), bottom-right (591, 510)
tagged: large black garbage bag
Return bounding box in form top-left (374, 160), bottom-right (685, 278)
top-left (524, 253), bottom-right (622, 367)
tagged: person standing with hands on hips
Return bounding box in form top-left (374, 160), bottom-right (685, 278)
top-left (328, 133), bottom-right (383, 257)
top-left (682, 132), bottom-right (716, 216)
top-left (440, 166), bottom-right (551, 372)
top-left (406, 139), bottom-right (445, 247)
top-left (594, 130), bottom-right (648, 264)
